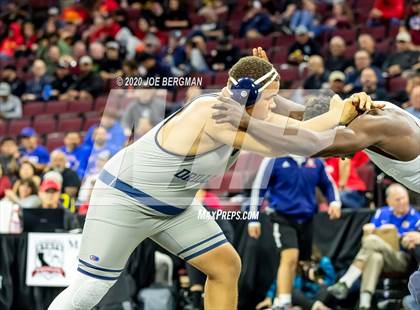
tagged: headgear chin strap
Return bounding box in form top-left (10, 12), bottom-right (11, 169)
top-left (227, 67), bottom-right (279, 108)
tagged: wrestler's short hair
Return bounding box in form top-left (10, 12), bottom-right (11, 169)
top-left (228, 56), bottom-right (277, 84)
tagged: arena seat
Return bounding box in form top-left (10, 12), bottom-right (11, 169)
top-left (271, 49), bottom-right (288, 65)
top-left (0, 121), bottom-right (7, 136)
top-left (277, 66), bottom-right (300, 83)
top-left (232, 38), bottom-right (246, 50)
top-left (359, 25), bottom-right (386, 42)
top-left (23, 102), bottom-right (45, 117)
top-left (274, 35), bottom-right (295, 48)
top-left (57, 118), bottom-right (83, 133)
top-left (213, 71), bottom-right (229, 86)
top-left (45, 133), bottom-right (65, 151)
top-left (33, 118), bottom-right (56, 135)
top-left (245, 37), bottom-right (273, 49)
top-left (68, 100), bottom-right (93, 113)
top-left (45, 100), bottom-right (69, 114)
top-left (388, 77), bottom-right (407, 93)
top-left (83, 115), bottom-right (101, 131)
top-left (58, 113), bottom-right (79, 120)
top-left (331, 28), bottom-right (356, 44)
top-left (8, 119), bottom-right (31, 135)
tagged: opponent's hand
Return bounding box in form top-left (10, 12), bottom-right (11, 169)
top-left (212, 89), bottom-right (250, 129)
top-left (252, 46), bottom-right (270, 63)
top-left (348, 92), bottom-right (385, 111)
top-left (329, 94), bottom-right (358, 126)
top-left (248, 222), bottom-right (261, 239)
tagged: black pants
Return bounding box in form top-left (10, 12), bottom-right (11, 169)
top-left (270, 213), bottom-right (314, 261)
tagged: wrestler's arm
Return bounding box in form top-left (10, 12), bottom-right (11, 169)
top-left (313, 114), bottom-right (388, 157)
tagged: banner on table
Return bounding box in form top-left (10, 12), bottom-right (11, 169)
top-left (26, 233), bottom-right (82, 287)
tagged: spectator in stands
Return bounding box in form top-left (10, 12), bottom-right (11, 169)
top-left (0, 82), bottom-right (22, 119)
top-left (84, 108), bottom-right (126, 150)
top-left (390, 71), bottom-right (420, 106)
top-left (194, 4), bottom-right (225, 40)
top-left (19, 21), bottom-right (37, 56)
top-left (78, 126), bottom-right (117, 178)
top-left (0, 164), bottom-right (12, 199)
top-left (43, 170), bottom-right (76, 213)
top-left (248, 156), bottom-right (341, 309)
top-left (356, 67), bottom-right (388, 100)
top-left (55, 132), bottom-right (83, 172)
top-left (383, 32), bottom-right (420, 77)
top-left (209, 37), bottom-right (240, 72)
top-left (185, 36), bottom-right (210, 73)
top-left (122, 59), bottom-right (140, 78)
top-left (51, 58), bottom-right (76, 100)
top-left (99, 41), bottom-right (123, 82)
top-left (13, 161), bottom-right (41, 193)
top-left (0, 22), bottom-right (23, 59)
top-left (303, 55), bottom-right (328, 89)
top-left (288, 25), bottom-right (319, 65)
top-left (240, 0), bottom-right (273, 38)
top-left (22, 59), bottom-right (52, 101)
top-left (357, 34), bottom-right (386, 69)
top-left (405, 85), bottom-right (420, 119)
top-left (66, 55), bottom-right (104, 100)
top-left (72, 40), bottom-right (87, 60)
top-left (18, 128), bottom-right (50, 170)
top-left (325, 151), bottom-right (370, 209)
top-left (84, 12), bottom-right (121, 43)
top-left (136, 52), bottom-right (174, 88)
top-left (1, 64), bottom-right (25, 97)
top-left (325, 36), bottom-right (350, 72)
top-left (162, 0), bottom-right (190, 30)
top-left (121, 88), bottom-right (165, 137)
top-left (38, 179), bottom-right (80, 230)
top-left (402, 0), bottom-right (420, 47)
top-left (289, 0), bottom-right (319, 36)
top-left (324, 1), bottom-right (354, 29)
top-left (328, 71), bottom-right (348, 98)
top-left (45, 150), bottom-right (81, 197)
top-left (89, 41), bottom-right (105, 72)
top-left (328, 184), bottom-right (419, 310)
top-left (3, 179), bottom-right (41, 208)
top-left (0, 137), bottom-right (19, 179)
top-left (369, 0), bottom-right (404, 26)
top-left (44, 45), bottom-right (62, 75)
top-left (345, 50), bottom-right (383, 93)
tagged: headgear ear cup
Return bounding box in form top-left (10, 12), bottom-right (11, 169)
top-left (228, 67), bottom-right (279, 108)
top-left (230, 78), bottom-right (261, 108)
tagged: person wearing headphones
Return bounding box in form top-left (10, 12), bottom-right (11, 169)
top-left (49, 48), bottom-right (373, 310)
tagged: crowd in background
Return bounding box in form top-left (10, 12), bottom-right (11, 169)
top-left (0, 0), bottom-right (419, 309)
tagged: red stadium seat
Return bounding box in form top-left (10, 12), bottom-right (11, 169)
top-left (45, 101), bottom-right (68, 114)
top-left (277, 66), bottom-right (300, 82)
top-left (23, 102), bottom-right (45, 116)
top-left (33, 118), bottom-right (56, 135)
top-left (8, 119), bottom-right (31, 136)
top-left (175, 88), bottom-right (188, 102)
top-left (331, 29), bottom-right (356, 44)
top-left (359, 26), bottom-right (386, 42)
top-left (232, 38), bottom-right (246, 50)
top-left (271, 49), bottom-right (288, 65)
top-left (68, 100), bottom-right (93, 113)
top-left (388, 77), bottom-right (407, 93)
top-left (246, 37), bottom-right (273, 49)
top-left (83, 115), bottom-right (101, 131)
top-left (206, 40), bottom-right (218, 52)
top-left (376, 40), bottom-right (391, 54)
top-left (357, 162), bottom-right (376, 192)
top-left (344, 44), bottom-right (357, 59)
top-left (213, 71), bottom-right (229, 86)
top-left (94, 96), bottom-right (108, 112)
top-left (274, 35), bottom-right (295, 48)
top-left (57, 118), bottom-right (83, 133)
top-left (58, 113), bottom-right (79, 120)
top-left (0, 121), bottom-right (7, 136)
top-left (45, 133), bottom-right (65, 152)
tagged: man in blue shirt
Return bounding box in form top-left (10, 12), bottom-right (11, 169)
top-left (83, 109), bottom-right (126, 151)
top-left (55, 132), bottom-right (84, 172)
top-left (19, 127), bottom-right (50, 170)
top-left (248, 155), bottom-right (341, 310)
top-left (328, 183), bottom-right (420, 310)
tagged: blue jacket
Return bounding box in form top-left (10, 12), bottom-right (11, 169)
top-left (250, 156), bottom-right (340, 223)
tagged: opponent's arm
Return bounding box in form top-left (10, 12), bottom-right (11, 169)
top-left (313, 115), bottom-right (387, 157)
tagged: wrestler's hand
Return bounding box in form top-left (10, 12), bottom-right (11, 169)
top-left (348, 92), bottom-right (385, 111)
top-left (212, 88), bottom-right (250, 129)
top-left (329, 94), bottom-right (359, 126)
top-left (252, 46), bottom-right (270, 63)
